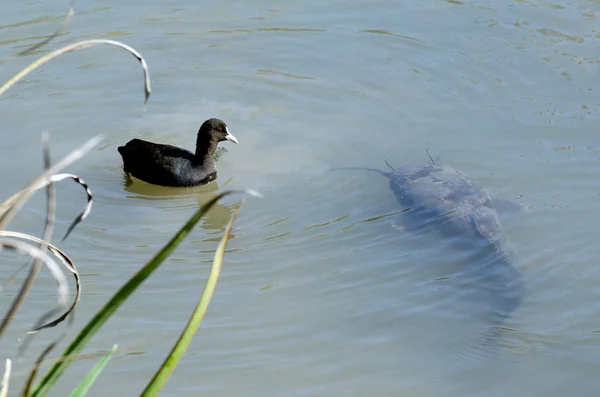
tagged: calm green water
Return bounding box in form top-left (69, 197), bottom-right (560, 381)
top-left (1, 0), bottom-right (600, 396)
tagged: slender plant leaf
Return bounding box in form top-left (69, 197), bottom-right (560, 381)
top-left (0, 135), bottom-right (103, 231)
top-left (0, 359), bottom-right (11, 397)
top-left (21, 337), bottom-right (61, 397)
top-left (6, 132), bottom-right (59, 339)
top-left (0, 141), bottom-right (91, 337)
top-left (22, 344), bottom-right (114, 397)
top-left (37, 173), bottom-right (94, 243)
top-left (41, 131), bottom-right (57, 253)
top-left (16, 0), bottom-right (75, 57)
top-left (140, 207), bottom-right (241, 397)
top-left (68, 345), bottom-right (118, 397)
top-left (0, 231), bottom-right (80, 338)
top-left (0, 39), bottom-right (151, 103)
top-left (31, 189), bottom-right (260, 397)
top-left (21, 132), bottom-right (58, 338)
top-left (0, 173), bottom-right (94, 244)
top-left (0, 238), bottom-right (68, 306)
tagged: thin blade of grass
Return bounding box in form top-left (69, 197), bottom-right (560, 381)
top-left (24, 132), bottom-right (59, 334)
top-left (55, 174), bottom-right (93, 243)
top-left (21, 343), bottom-right (112, 397)
top-left (0, 238), bottom-right (69, 339)
top-left (0, 359), bottom-right (11, 397)
top-left (21, 172), bottom-right (95, 242)
top-left (0, 134), bottom-right (103, 231)
top-left (68, 344), bottom-right (117, 397)
top-left (0, 239), bottom-right (68, 306)
top-left (140, 207), bottom-right (241, 397)
top-left (0, 39), bottom-right (151, 103)
top-left (0, 172), bottom-right (93, 244)
top-left (41, 131), bottom-right (57, 247)
top-left (16, 0), bottom-right (75, 57)
top-left (0, 231), bottom-right (80, 336)
top-left (21, 336), bottom-right (62, 397)
top-left (31, 189), bottom-right (260, 397)
top-left (9, 132), bottom-right (59, 339)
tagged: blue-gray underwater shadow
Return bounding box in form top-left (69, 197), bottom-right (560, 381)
top-left (332, 152), bottom-right (527, 367)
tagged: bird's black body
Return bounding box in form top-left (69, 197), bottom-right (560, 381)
top-left (118, 118), bottom-right (238, 187)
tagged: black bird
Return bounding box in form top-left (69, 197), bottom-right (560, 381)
top-left (117, 118), bottom-right (238, 187)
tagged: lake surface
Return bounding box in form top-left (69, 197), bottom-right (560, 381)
top-left (1, 0), bottom-right (600, 396)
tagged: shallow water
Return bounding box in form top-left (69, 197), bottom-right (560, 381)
top-left (1, 0), bottom-right (600, 395)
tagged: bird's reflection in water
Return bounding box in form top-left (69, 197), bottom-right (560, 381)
top-left (122, 174), bottom-right (241, 233)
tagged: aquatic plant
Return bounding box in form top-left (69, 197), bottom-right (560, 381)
top-left (0, 3), bottom-right (258, 395)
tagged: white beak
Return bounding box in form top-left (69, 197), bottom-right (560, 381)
top-left (224, 127), bottom-right (239, 144)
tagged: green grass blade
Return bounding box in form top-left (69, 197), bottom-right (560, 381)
top-left (31, 190), bottom-right (250, 397)
top-left (68, 344), bottom-right (117, 397)
top-left (140, 207), bottom-right (240, 397)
